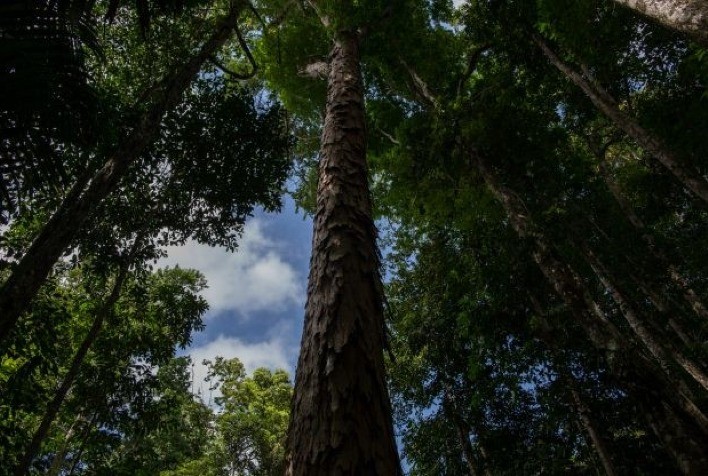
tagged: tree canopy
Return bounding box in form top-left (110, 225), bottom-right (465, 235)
top-left (2, 0), bottom-right (708, 474)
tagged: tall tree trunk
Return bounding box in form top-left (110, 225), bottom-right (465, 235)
top-left (284, 30), bottom-right (401, 475)
top-left (442, 387), bottom-right (480, 476)
top-left (628, 270), bottom-right (701, 351)
top-left (66, 411), bottom-right (98, 476)
top-left (14, 244), bottom-right (135, 476)
top-left (579, 241), bottom-right (708, 394)
top-left (46, 412), bottom-right (84, 476)
top-left (445, 406), bottom-right (479, 476)
top-left (594, 152), bottom-right (708, 322)
top-left (567, 382), bottom-right (617, 476)
top-left (0, 4), bottom-right (242, 345)
top-left (533, 34), bottom-right (708, 204)
top-left (473, 150), bottom-right (708, 473)
top-left (611, 0), bottom-right (708, 46)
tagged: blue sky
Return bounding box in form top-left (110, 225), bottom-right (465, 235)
top-left (160, 195), bottom-right (312, 393)
top-left (159, 0), bottom-right (470, 392)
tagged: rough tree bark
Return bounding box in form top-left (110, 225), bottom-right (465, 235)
top-left (473, 150), bottom-right (708, 474)
top-left (0, 3), bottom-right (242, 345)
top-left (533, 34), bottom-right (708, 205)
top-left (612, 0), bottom-right (708, 46)
top-left (284, 30), bottom-right (401, 475)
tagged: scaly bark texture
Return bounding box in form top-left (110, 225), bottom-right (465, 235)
top-left (613, 0), bottom-right (708, 46)
top-left (533, 35), bottom-right (708, 205)
top-left (285, 30), bottom-right (401, 475)
top-left (0, 5), bottom-right (241, 345)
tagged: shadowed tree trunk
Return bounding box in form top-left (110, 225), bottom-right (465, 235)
top-left (567, 380), bottom-right (617, 476)
top-left (592, 149), bottom-right (708, 322)
top-left (533, 35), bottom-right (708, 204)
top-left (285, 29), bottom-right (401, 475)
top-left (0, 4), bottom-right (242, 345)
top-left (612, 0), bottom-right (708, 46)
top-left (473, 150), bottom-right (708, 473)
top-left (66, 411), bottom-right (98, 476)
top-left (578, 241), bottom-right (708, 394)
top-left (442, 385), bottom-right (481, 476)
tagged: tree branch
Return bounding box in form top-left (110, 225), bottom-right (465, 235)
top-left (298, 60), bottom-right (329, 79)
top-left (456, 43), bottom-right (492, 98)
top-left (400, 59), bottom-right (440, 110)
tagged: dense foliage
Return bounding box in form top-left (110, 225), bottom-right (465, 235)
top-left (2, 0), bottom-right (708, 474)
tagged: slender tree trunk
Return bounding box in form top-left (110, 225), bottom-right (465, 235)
top-left (66, 411), bottom-right (98, 476)
top-left (628, 271), bottom-right (708, 374)
top-left (473, 150), bottom-right (708, 473)
top-left (580, 242), bottom-right (708, 393)
top-left (453, 419), bottom-right (480, 476)
top-left (0, 4), bottom-right (242, 344)
top-left (14, 243), bottom-right (135, 476)
top-left (442, 387), bottom-right (479, 476)
top-left (540, 331), bottom-right (617, 475)
top-left (46, 412), bottom-right (83, 476)
top-left (612, 0), bottom-right (708, 46)
top-left (595, 154), bottom-right (708, 321)
top-left (284, 30), bottom-right (401, 475)
top-left (533, 34), bottom-right (708, 204)
top-left (447, 410), bottom-right (479, 476)
top-left (567, 384), bottom-right (617, 476)
top-left (646, 399), bottom-right (708, 474)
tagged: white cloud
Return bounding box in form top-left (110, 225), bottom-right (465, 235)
top-left (160, 220), bottom-right (303, 318)
top-left (186, 335), bottom-right (293, 401)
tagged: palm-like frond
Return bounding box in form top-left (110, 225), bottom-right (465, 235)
top-left (0, 0), bottom-right (98, 223)
top-left (0, 0), bottom-right (197, 223)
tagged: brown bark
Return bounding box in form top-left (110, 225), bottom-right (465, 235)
top-left (284, 30), bottom-right (401, 475)
top-left (14, 245), bottom-right (135, 476)
top-left (612, 0), bottom-right (708, 46)
top-left (474, 151), bottom-right (708, 473)
top-left (533, 34), bottom-right (708, 204)
top-left (0, 4), bottom-right (242, 345)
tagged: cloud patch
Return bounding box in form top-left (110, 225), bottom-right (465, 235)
top-left (186, 335), bottom-right (293, 400)
top-left (160, 219), bottom-right (303, 318)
